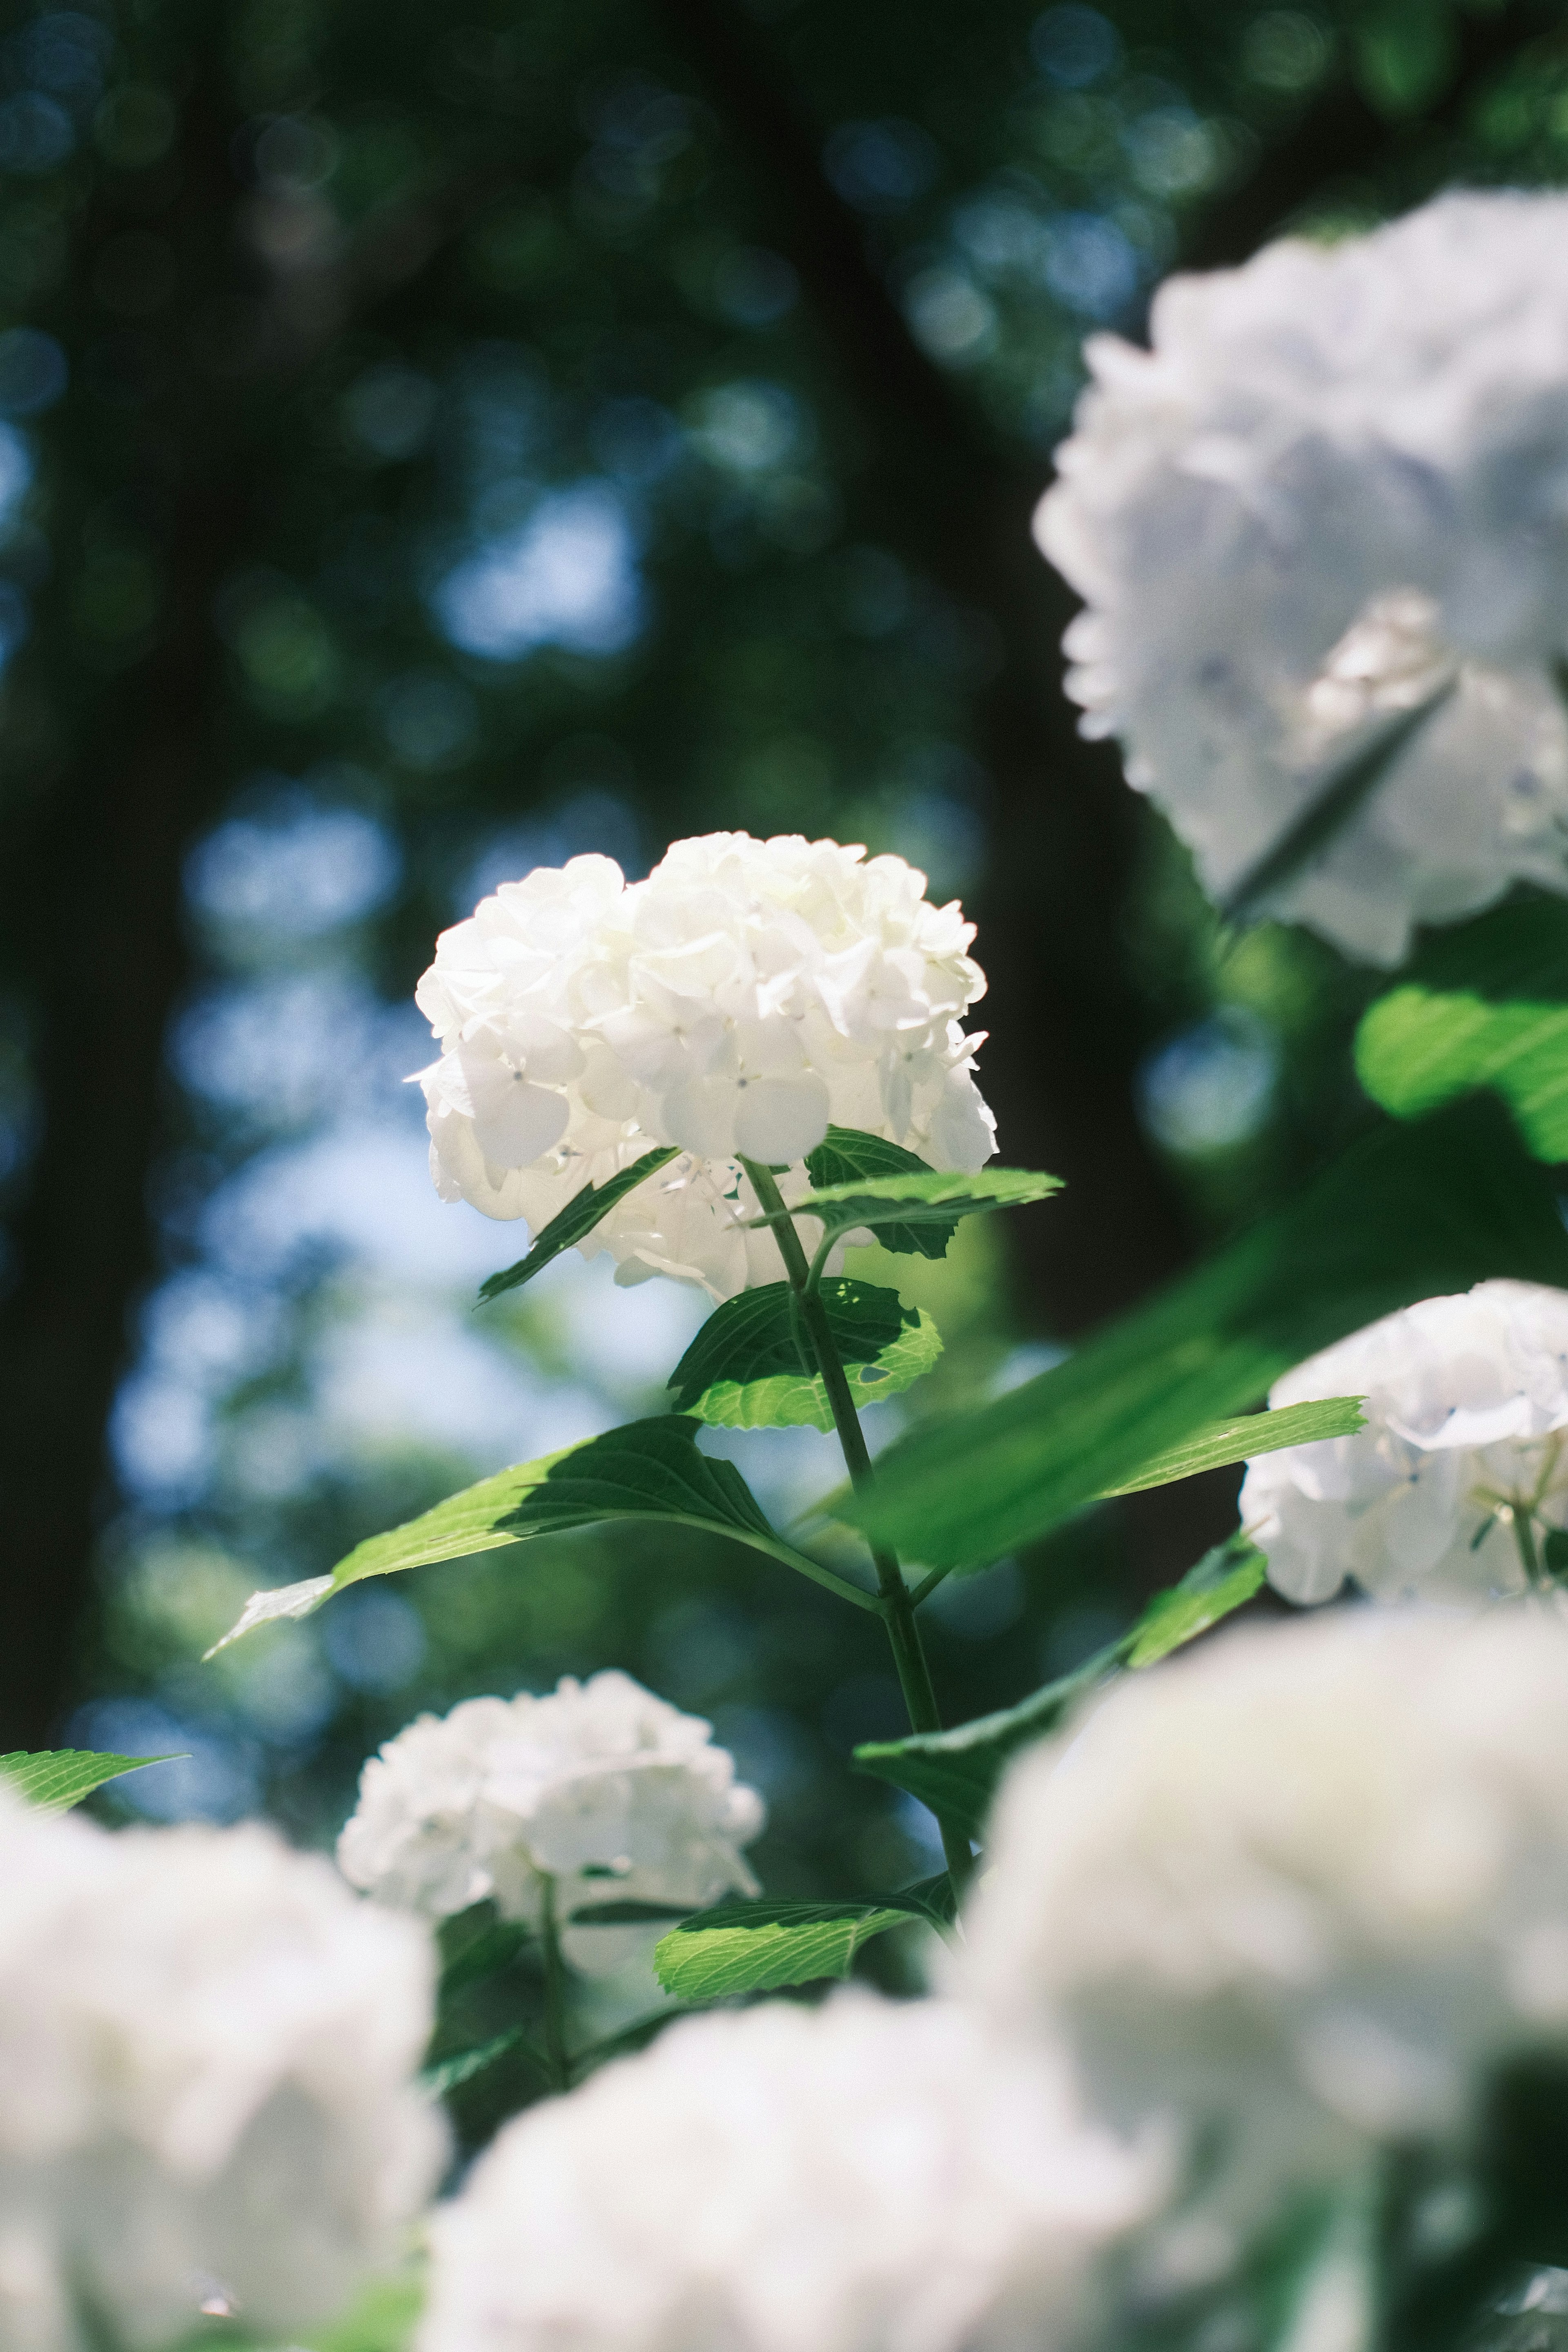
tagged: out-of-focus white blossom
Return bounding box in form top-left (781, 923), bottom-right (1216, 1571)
top-left (1241, 1281), bottom-right (1568, 1607)
top-left (0, 1790), bottom-right (442, 2352)
top-left (414, 833), bottom-right (994, 1298)
top-left (963, 1611), bottom-right (1568, 2266)
top-left (1037, 192), bottom-right (1568, 964)
top-left (337, 1670), bottom-right (764, 1972)
top-left (418, 1991), bottom-right (1160, 2352)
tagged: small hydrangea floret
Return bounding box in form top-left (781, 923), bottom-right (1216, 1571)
top-left (1240, 1279), bottom-right (1568, 1607)
top-left (336, 1670), bottom-right (765, 1972)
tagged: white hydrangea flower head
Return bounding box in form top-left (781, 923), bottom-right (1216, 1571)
top-left (1240, 1279), bottom-right (1568, 1607)
top-left (0, 1791), bottom-right (442, 2352)
top-left (419, 1991), bottom-right (1161, 2352)
top-left (1038, 191), bottom-right (1568, 964)
top-left (414, 832), bottom-right (994, 1299)
top-left (337, 1669), bottom-right (765, 1973)
top-left (962, 1610), bottom-right (1568, 2265)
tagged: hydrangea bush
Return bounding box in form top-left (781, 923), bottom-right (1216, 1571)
top-left (17, 185), bottom-right (1568, 2352)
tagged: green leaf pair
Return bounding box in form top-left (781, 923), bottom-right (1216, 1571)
top-left (856, 1537), bottom-right (1269, 1844)
top-left (653, 1872), bottom-right (957, 2000)
top-left (847, 1096), bottom-right (1568, 1570)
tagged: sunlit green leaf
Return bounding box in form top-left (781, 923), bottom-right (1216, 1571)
top-left (476, 1146), bottom-right (680, 1303)
top-left (1098, 1394), bottom-right (1364, 1498)
top-left (653, 1892), bottom-right (934, 1999)
top-left (765, 1165), bottom-right (1060, 1263)
top-left (803, 1127), bottom-right (955, 1257)
top-left (848, 1099), bottom-right (1568, 1570)
top-left (207, 1418), bottom-right (873, 1654)
top-left (0, 1748), bottom-right (182, 1812)
top-left (1356, 894), bottom-right (1568, 1161)
top-left (1125, 1542), bottom-right (1267, 1668)
top-left (668, 1278), bottom-right (942, 1428)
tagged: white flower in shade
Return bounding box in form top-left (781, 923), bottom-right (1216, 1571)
top-left (414, 832), bottom-right (994, 1299)
top-left (336, 1670), bottom-right (765, 1973)
top-left (962, 1611), bottom-right (1568, 2268)
top-left (418, 1992), bottom-right (1160, 2352)
top-left (0, 1791), bottom-right (442, 2352)
top-left (1037, 191), bottom-right (1568, 964)
top-left (1240, 1280), bottom-right (1568, 1608)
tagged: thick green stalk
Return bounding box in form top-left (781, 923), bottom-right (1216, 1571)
top-left (1512, 1506), bottom-right (1544, 1589)
top-left (539, 1876), bottom-right (572, 2092)
top-left (741, 1159), bottom-right (972, 1887)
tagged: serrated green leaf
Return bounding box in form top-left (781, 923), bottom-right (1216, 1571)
top-left (207, 1418), bottom-right (877, 1654)
top-left (1125, 1543), bottom-right (1267, 1667)
top-left (1356, 895), bottom-right (1568, 1161)
top-left (860, 1538), bottom-right (1294, 1841)
top-left (668, 1278), bottom-right (942, 1428)
top-left (568, 1899), bottom-right (699, 1924)
top-left (848, 1098), bottom-right (1568, 1570)
top-left (804, 1127), bottom-right (956, 1256)
top-left (1098, 1394), bottom-right (1365, 1498)
top-left (421, 2027), bottom-right (543, 2098)
top-left (1222, 680), bottom-right (1455, 924)
top-left (769, 1166), bottom-right (1061, 1260)
top-left (477, 1146), bottom-right (680, 1304)
top-left (653, 1896), bottom-right (924, 1999)
top-left (0, 1748), bottom-right (183, 1812)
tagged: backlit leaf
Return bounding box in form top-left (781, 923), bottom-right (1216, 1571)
top-left (1355, 894), bottom-right (1568, 1161)
top-left (653, 1890), bottom-right (940, 2000)
top-left (847, 1099), bottom-right (1568, 1570)
top-left (1098, 1395), bottom-right (1365, 1498)
top-left (0, 1748), bottom-right (183, 1812)
top-left (208, 1418), bottom-right (867, 1654)
top-left (763, 1166), bottom-right (1061, 1259)
top-left (668, 1278), bottom-right (942, 1428)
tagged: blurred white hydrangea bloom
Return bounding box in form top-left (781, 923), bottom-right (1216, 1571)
top-left (0, 1791), bottom-right (442, 2352)
top-left (419, 1991), bottom-right (1160, 2352)
top-left (1038, 191), bottom-right (1568, 964)
top-left (1241, 1280), bottom-right (1568, 1606)
top-left (414, 832), bottom-right (994, 1298)
top-left (337, 1669), bottom-right (764, 1973)
top-left (963, 1611), bottom-right (1568, 2267)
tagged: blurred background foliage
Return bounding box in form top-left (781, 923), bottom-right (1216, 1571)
top-left (1, 0), bottom-right (1566, 1936)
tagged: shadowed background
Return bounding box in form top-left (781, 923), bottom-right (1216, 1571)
top-left (1, 0), bottom-right (1564, 1939)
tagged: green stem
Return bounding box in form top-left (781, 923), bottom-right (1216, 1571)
top-left (1512, 1506), bottom-right (1544, 1590)
top-left (539, 1876), bottom-right (571, 2092)
top-left (741, 1159), bottom-right (972, 1889)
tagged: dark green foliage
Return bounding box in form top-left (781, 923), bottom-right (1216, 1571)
top-left (477, 1149), bottom-right (682, 1304)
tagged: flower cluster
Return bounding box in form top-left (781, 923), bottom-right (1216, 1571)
top-left (1037, 191), bottom-right (1568, 964)
top-left (1240, 1279), bottom-right (1568, 1607)
top-left (961, 1610), bottom-right (1568, 2262)
top-left (0, 1791), bottom-right (441, 2352)
top-left (418, 1992), bottom-right (1159, 2352)
top-left (415, 832), bottom-right (995, 1298)
top-left (337, 1670), bottom-right (765, 1972)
